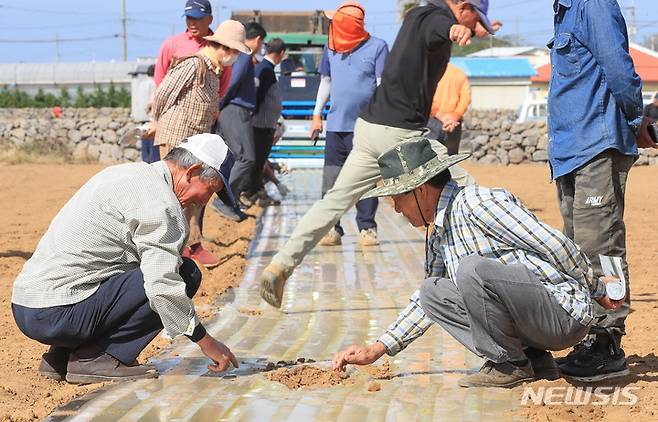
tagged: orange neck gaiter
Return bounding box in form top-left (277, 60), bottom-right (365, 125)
top-left (328, 11), bottom-right (370, 54)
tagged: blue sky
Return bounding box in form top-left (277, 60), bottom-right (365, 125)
top-left (0, 0), bottom-right (656, 63)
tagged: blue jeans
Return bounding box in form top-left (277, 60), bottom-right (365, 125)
top-left (141, 137), bottom-right (160, 164)
top-left (322, 131), bottom-right (378, 235)
top-left (12, 258), bottom-right (201, 365)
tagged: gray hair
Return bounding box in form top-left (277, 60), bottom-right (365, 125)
top-left (163, 147), bottom-right (221, 183)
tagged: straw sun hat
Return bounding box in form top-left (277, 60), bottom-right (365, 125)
top-left (204, 20), bottom-right (251, 54)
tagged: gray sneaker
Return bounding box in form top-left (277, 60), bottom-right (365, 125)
top-left (211, 199), bottom-right (247, 222)
top-left (459, 360), bottom-right (535, 388)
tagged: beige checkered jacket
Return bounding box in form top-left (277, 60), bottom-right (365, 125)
top-left (153, 55), bottom-right (220, 148)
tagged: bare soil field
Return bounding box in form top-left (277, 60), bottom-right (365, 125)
top-left (0, 162), bottom-right (656, 421)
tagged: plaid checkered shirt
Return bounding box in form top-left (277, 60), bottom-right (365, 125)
top-left (378, 180), bottom-right (599, 356)
top-left (154, 55), bottom-right (220, 148)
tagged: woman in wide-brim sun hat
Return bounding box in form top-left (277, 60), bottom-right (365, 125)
top-left (204, 20), bottom-right (252, 55)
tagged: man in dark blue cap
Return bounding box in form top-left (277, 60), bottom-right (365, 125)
top-left (154, 0), bottom-right (218, 86)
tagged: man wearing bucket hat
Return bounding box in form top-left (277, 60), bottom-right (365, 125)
top-left (260, 0), bottom-right (494, 308)
top-left (153, 19), bottom-right (250, 268)
top-left (332, 138), bottom-right (625, 388)
top-left (310, 1), bottom-right (390, 247)
top-left (12, 134), bottom-right (240, 384)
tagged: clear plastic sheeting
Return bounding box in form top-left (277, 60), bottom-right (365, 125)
top-left (49, 170), bottom-right (521, 422)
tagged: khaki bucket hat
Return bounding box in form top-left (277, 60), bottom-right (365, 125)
top-left (362, 138), bottom-right (471, 199)
top-left (204, 20), bottom-right (251, 54)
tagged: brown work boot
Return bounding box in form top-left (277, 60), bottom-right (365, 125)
top-left (458, 360), bottom-right (534, 388)
top-left (189, 243), bottom-right (220, 269)
top-left (260, 263), bottom-right (288, 308)
top-left (526, 349), bottom-right (560, 381)
top-left (319, 228), bottom-right (342, 246)
top-left (66, 345), bottom-right (158, 384)
top-left (39, 346), bottom-right (70, 381)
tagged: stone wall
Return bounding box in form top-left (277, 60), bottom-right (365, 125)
top-left (0, 108), bottom-right (140, 163)
top-left (461, 110), bottom-right (658, 166)
top-left (0, 108), bottom-right (656, 165)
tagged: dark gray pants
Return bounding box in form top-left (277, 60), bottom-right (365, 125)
top-left (253, 127), bottom-right (275, 194)
top-left (419, 256), bottom-right (589, 363)
top-left (219, 104), bottom-right (257, 196)
top-left (556, 149), bottom-right (634, 336)
top-left (427, 117), bottom-right (463, 156)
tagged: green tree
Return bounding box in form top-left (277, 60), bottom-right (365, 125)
top-left (107, 82), bottom-right (118, 107)
top-left (74, 86), bottom-right (89, 107)
top-left (117, 86), bottom-right (131, 107)
top-left (59, 87), bottom-right (71, 107)
top-left (0, 84), bottom-right (131, 108)
top-left (90, 85), bottom-right (106, 108)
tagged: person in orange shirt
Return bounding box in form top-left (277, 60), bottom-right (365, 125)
top-left (427, 63), bottom-right (471, 155)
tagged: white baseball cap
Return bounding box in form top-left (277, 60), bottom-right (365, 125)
top-left (179, 133), bottom-right (237, 206)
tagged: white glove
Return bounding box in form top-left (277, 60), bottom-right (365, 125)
top-left (276, 182), bottom-right (289, 198)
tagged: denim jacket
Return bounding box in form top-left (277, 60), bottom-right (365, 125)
top-left (547, 0), bottom-right (643, 179)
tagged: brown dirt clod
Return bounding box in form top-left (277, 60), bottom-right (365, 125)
top-left (367, 381), bottom-right (382, 392)
top-left (265, 365), bottom-right (353, 390)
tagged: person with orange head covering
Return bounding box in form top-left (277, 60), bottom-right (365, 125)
top-left (310, 1), bottom-right (389, 247)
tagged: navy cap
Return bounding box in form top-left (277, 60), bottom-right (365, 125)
top-left (466, 0), bottom-right (495, 34)
top-left (184, 0), bottom-right (212, 19)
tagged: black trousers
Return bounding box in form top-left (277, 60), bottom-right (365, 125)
top-left (12, 258), bottom-right (201, 365)
top-left (252, 127), bottom-right (276, 193)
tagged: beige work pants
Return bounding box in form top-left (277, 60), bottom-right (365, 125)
top-left (271, 118), bottom-right (474, 271)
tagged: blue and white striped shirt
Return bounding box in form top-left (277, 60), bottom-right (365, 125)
top-left (378, 180), bottom-right (600, 356)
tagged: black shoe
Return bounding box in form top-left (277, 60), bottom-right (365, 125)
top-left (525, 348), bottom-right (560, 381)
top-left (556, 342), bottom-right (589, 366)
top-left (559, 338), bottom-right (630, 382)
top-left (211, 199), bottom-right (246, 222)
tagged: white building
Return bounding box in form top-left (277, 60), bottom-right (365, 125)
top-left (468, 46), bottom-right (550, 68)
top-left (451, 57), bottom-right (538, 111)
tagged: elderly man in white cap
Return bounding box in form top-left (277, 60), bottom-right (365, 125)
top-left (12, 134), bottom-right (240, 384)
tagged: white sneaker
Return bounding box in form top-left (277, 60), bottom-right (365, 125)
top-left (319, 228), bottom-right (342, 246)
top-left (359, 228), bottom-right (380, 246)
